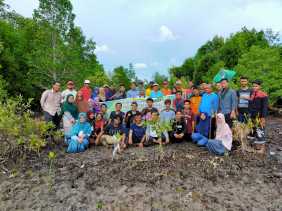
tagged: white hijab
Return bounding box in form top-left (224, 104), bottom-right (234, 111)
top-left (215, 113), bottom-right (233, 151)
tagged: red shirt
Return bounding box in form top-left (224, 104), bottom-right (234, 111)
top-left (79, 87), bottom-right (92, 101)
top-left (183, 109), bottom-right (194, 134)
top-left (95, 119), bottom-right (104, 130)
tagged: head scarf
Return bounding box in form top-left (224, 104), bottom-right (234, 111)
top-left (61, 94), bottom-right (78, 119)
top-left (70, 112), bottom-right (92, 137)
top-left (215, 113), bottom-right (232, 151)
top-left (76, 92), bottom-right (90, 113)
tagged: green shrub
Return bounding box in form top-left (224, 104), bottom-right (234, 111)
top-left (0, 96), bottom-right (54, 159)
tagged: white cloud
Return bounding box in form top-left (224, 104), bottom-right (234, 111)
top-left (95, 44), bottom-right (114, 53)
top-left (159, 25), bottom-right (178, 42)
top-left (134, 63), bottom-right (148, 69)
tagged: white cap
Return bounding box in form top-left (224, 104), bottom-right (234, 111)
top-left (84, 79), bottom-right (90, 84)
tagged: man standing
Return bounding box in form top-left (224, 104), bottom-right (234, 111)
top-left (127, 82), bottom-right (140, 98)
top-left (218, 79), bottom-right (237, 127)
top-left (149, 83), bottom-right (164, 98)
top-left (198, 84), bottom-right (219, 138)
top-left (61, 80), bottom-right (77, 102)
top-left (79, 79), bottom-right (92, 101)
top-left (40, 82), bottom-right (62, 129)
top-left (145, 81), bottom-right (154, 97)
top-left (249, 79), bottom-right (268, 154)
top-left (237, 76), bottom-right (252, 123)
top-left (161, 80), bottom-right (172, 96)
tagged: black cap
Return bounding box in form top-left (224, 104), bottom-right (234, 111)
top-left (252, 79), bottom-right (262, 85)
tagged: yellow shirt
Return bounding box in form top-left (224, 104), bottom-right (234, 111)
top-left (146, 88), bottom-right (151, 97)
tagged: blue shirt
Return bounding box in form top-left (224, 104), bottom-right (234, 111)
top-left (149, 90), bottom-right (163, 98)
top-left (127, 89), bottom-right (140, 98)
top-left (199, 92), bottom-right (219, 117)
top-left (218, 88), bottom-right (238, 114)
top-left (130, 123), bottom-right (146, 140)
top-left (160, 109), bottom-right (175, 123)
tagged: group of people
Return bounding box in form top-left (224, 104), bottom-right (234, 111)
top-left (40, 76), bottom-right (268, 155)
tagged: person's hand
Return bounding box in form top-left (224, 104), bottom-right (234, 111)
top-left (200, 113), bottom-right (206, 120)
top-left (78, 136), bottom-right (83, 143)
top-left (139, 143), bottom-right (144, 148)
top-left (128, 139), bottom-right (133, 145)
top-left (260, 118), bottom-right (266, 128)
top-left (230, 111), bottom-right (236, 119)
top-left (179, 133), bottom-right (184, 138)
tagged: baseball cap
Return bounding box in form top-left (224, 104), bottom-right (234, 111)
top-left (84, 79), bottom-right (90, 84)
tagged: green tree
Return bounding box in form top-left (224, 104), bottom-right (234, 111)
top-left (235, 46), bottom-right (282, 103)
top-left (111, 66), bottom-right (131, 89)
top-left (153, 72), bottom-right (167, 86)
top-left (88, 69), bottom-right (110, 88)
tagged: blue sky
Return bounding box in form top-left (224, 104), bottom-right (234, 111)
top-left (5, 0), bottom-right (282, 80)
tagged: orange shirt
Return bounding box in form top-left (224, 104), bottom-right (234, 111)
top-left (162, 88), bottom-right (172, 96)
top-left (190, 95), bottom-right (202, 115)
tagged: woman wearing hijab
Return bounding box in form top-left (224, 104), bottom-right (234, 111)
top-left (67, 112), bottom-right (92, 153)
top-left (192, 113), bottom-right (232, 156)
top-left (75, 91), bottom-right (90, 113)
top-left (61, 94), bottom-right (78, 140)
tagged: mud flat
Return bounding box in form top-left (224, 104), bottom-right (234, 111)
top-left (0, 117), bottom-right (282, 211)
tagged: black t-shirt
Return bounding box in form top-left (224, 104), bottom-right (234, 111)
top-left (109, 111), bottom-right (125, 122)
top-left (104, 124), bottom-right (125, 136)
top-left (172, 120), bottom-right (186, 134)
top-left (237, 88), bottom-right (252, 112)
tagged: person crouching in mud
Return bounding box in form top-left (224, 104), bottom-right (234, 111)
top-left (192, 113), bottom-right (232, 156)
top-left (99, 115), bottom-right (126, 148)
top-left (139, 111), bottom-right (169, 147)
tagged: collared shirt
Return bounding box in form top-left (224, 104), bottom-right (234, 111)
top-left (40, 89), bottom-right (62, 116)
top-left (218, 88), bottom-right (237, 114)
top-left (199, 92), bottom-right (219, 117)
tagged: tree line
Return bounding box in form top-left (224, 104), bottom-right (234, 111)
top-left (168, 27), bottom-right (282, 104)
top-left (0, 0), bottom-right (136, 105)
top-left (1, 0), bottom-right (282, 106)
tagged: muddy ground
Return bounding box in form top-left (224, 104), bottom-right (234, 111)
top-left (0, 118), bottom-right (282, 211)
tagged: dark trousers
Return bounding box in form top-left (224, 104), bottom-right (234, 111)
top-left (44, 111), bottom-right (61, 130)
top-left (224, 113), bottom-right (233, 128)
top-left (238, 111), bottom-right (249, 123)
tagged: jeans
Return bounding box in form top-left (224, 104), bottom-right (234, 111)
top-left (192, 133), bottom-right (208, 146)
top-left (192, 133), bottom-right (226, 156)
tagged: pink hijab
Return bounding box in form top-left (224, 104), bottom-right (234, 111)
top-left (215, 113), bottom-right (233, 151)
